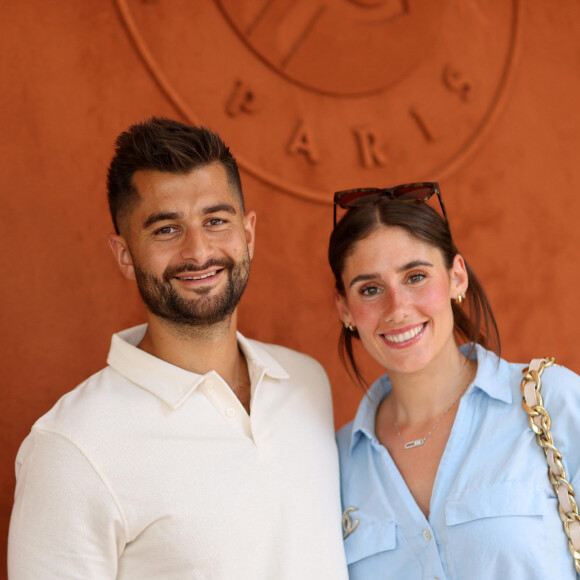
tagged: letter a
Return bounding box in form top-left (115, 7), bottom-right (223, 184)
top-left (287, 120), bottom-right (319, 164)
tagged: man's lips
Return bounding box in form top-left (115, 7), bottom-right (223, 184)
top-left (382, 322), bottom-right (427, 345)
top-left (175, 268), bottom-right (222, 281)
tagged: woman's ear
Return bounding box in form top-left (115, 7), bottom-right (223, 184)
top-left (450, 254), bottom-right (469, 299)
top-left (334, 291), bottom-right (353, 328)
top-left (108, 234), bottom-right (136, 281)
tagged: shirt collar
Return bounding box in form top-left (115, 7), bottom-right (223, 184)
top-left (468, 343), bottom-right (512, 404)
top-left (348, 375), bottom-right (392, 455)
top-left (107, 324), bottom-right (289, 410)
top-left (347, 343), bottom-right (511, 455)
top-left (236, 332), bottom-right (290, 382)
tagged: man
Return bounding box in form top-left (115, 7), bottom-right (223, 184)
top-left (8, 118), bottom-right (348, 579)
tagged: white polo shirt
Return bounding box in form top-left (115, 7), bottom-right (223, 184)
top-left (9, 325), bottom-right (348, 579)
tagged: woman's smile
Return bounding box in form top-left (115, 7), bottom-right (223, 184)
top-left (336, 225), bottom-right (467, 375)
top-left (381, 322), bottom-right (427, 346)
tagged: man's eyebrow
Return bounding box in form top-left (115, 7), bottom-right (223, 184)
top-left (201, 203), bottom-right (237, 216)
top-left (142, 203), bottom-right (238, 230)
top-left (348, 260), bottom-right (434, 288)
top-left (143, 212), bottom-right (182, 229)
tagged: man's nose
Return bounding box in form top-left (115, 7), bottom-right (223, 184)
top-left (179, 228), bottom-right (211, 262)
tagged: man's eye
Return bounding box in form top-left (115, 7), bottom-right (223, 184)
top-left (207, 218), bottom-right (225, 226)
top-left (154, 226), bottom-right (178, 235)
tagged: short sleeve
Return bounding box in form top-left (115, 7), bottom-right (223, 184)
top-left (8, 428), bottom-right (127, 580)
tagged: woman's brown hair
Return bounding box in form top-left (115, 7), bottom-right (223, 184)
top-left (328, 197), bottom-right (500, 385)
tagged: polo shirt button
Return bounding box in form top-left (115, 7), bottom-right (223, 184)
top-left (422, 529), bottom-right (432, 542)
top-left (226, 408), bottom-right (236, 418)
top-left (205, 379), bottom-right (214, 389)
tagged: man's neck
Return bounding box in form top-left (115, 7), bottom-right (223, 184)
top-left (137, 311), bottom-right (253, 413)
top-left (138, 311), bottom-right (243, 381)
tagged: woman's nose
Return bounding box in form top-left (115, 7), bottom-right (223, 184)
top-left (383, 287), bottom-right (409, 323)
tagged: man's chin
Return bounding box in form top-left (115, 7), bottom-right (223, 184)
top-left (153, 295), bottom-right (239, 327)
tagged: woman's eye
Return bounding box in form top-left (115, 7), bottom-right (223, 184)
top-left (408, 272), bottom-right (426, 284)
top-left (361, 285), bottom-right (381, 296)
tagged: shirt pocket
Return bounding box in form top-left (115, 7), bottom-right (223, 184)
top-left (445, 482), bottom-right (550, 578)
top-left (445, 481), bottom-right (545, 525)
top-left (344, 518), bottom-right (397, 565)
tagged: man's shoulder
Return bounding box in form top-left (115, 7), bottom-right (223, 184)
top-left (32, 365), bottom-right (129, 434)
top-left (248, 338), bottom-right (317, 361)
top-left (244, 337), bottom-right (329, 384)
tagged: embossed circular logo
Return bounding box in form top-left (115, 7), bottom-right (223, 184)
top-left (215, 1), bottom-right (445, 96)
top-left (117, 0), bottom-right (521, 203)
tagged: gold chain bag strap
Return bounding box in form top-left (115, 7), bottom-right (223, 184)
top-left (521, 357), bottom-right (580, 575)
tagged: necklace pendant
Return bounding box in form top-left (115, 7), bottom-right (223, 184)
top-left (404, 438), bottom-right (425, 449)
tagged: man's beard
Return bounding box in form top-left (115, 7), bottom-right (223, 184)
top-left (132, 254), bottom-right (250, 327)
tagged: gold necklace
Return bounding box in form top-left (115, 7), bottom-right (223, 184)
top-left (393, 370), bottom-right (473, 450)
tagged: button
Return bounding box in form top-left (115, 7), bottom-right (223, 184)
top-left (226, 408), bottom-right (236, 418)
top-left (205, 379), bottom-right (214, 389)
top-left (422, 529), bottom-right (432, 542)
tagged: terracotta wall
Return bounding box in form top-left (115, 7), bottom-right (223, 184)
top-left (2, 1), bottom-right (580, 574)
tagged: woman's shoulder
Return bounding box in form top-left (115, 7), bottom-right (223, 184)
top-left (512, 357), bottom-right (580, 479)
top-left (472, 345), bottom-right (580, 397)
top-left (504, 354), bottom-right (580, 400)
top-left (531, 360), bottom-right (580, 412)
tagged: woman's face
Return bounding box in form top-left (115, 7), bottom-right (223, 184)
top-left (335, 225), bottom-right (468, 376)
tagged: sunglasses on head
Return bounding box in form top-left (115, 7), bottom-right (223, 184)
top-left (333, 182), bottom-right (448, 228)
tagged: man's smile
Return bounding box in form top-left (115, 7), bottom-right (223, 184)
top-left (175, 268), bottom-right (223, 281)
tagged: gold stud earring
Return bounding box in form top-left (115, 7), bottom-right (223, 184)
top-left (456, 292), bottom-right (466, 305)
top-left (344, 322), bottom-right (355, 332)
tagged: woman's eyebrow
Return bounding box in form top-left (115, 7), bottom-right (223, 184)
top-left (348, 260), bottom-right (434, 288)
top-left (349, 273), bottom-right (380, 288)
top-left (396, 260), bottom-right (434, 273)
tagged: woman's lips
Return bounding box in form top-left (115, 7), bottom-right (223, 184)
top-left (382, 322), bottom-right (427, 345)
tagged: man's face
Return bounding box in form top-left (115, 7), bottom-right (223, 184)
top-left (110, 162), bottom-right (256, 327)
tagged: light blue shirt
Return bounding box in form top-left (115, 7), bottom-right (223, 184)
top-left (337, 344), bottom-right (580, 579)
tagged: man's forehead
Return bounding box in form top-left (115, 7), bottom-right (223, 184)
top-left (131, 166), bottom-right (241, 209)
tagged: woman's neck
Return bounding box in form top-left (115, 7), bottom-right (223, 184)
top-left (386, 344), bottom-right (476, 425)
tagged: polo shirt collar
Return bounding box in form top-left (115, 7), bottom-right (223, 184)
top-left (235, 333), bottom-right (290, 381)
top-left (107, 324), bottom-right (289, 410)
top-left (347, 343), bottom-right (511, 455)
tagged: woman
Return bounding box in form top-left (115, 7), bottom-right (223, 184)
top-left (329, 183), bottom-right (580, 579)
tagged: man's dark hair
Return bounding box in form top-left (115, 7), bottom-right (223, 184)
top-left (107, 117), bottom-right (244, 233)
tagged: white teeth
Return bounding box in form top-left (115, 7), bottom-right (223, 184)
top-left (384, 323), bottom-right (425, 344)
top-left (180, 271), bottom-right (218, 281)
